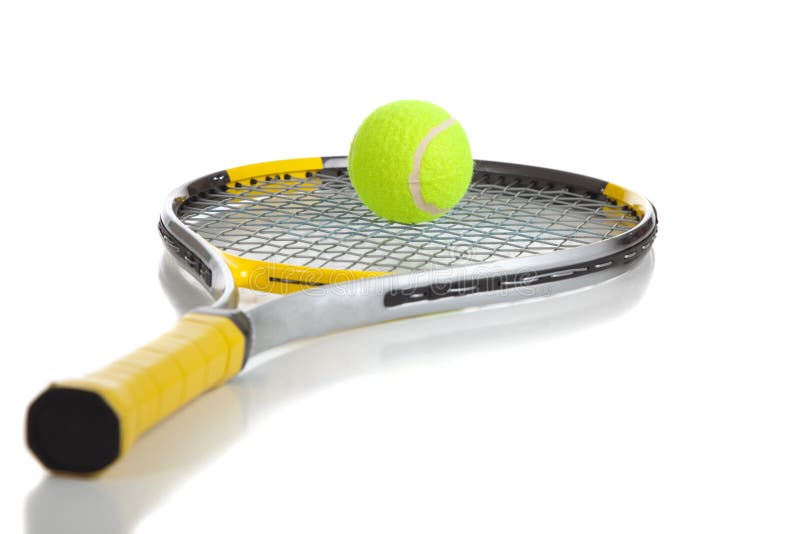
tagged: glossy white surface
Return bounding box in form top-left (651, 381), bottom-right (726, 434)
top-left (2, 1), bottom-right (798, 532)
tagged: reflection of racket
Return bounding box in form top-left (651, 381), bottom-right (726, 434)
top-left (27, 156), bottom-right (657, 474)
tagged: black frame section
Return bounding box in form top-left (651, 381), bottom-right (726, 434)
top-left (384, 227), bottom-right (656, 307)
top-left (158, 220), bottom-right (213, 288)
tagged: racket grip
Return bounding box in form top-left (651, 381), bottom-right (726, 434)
top-left (26, 311), bottom-right (248, 474)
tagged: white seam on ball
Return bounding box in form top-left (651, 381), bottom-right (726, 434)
top-left (407, 117), bottom-right (457, 215)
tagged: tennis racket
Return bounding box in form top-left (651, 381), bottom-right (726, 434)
top-left (26, 156), bottom-right (657, 474)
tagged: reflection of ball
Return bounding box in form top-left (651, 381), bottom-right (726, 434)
top-left (348, 100), bottom-right (473, 224)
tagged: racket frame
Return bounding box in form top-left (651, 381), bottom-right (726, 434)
top-left (159, 156), bottom-right (657, 356)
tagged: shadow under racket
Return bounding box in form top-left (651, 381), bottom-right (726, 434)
top-left (25, 250), bottom-right (655, 534)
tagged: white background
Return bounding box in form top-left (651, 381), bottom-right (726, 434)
top-left (1, 1), bottom-right (798, 532)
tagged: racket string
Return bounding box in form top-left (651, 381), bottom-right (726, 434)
top-left (177, 169), bottom-right (640, 272)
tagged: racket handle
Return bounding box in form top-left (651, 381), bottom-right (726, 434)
top-left (26, 312), bottom-right (248, 474)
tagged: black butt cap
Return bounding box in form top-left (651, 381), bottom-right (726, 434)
top-left (27, 387), bottom-right (120, 474)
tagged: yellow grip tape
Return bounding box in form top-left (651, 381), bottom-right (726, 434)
top-left (57, 313), bottom-right (246, 456)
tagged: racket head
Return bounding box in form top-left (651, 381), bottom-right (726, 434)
top-left (159, 156), bottom-right (656, 314)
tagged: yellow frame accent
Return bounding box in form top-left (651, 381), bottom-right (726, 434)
top-left (603, 182), bottom-right (647, 218)
top-left (227, 157), bottom-right (325, 182)
top-left (222, 252), bottom-right (389, 294)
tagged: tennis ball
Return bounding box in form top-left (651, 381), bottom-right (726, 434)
top-left (348, 100), bottom-right (473, 224)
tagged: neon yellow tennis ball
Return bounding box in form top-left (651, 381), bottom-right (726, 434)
top-left (348, 100), bottom-right (473, 224)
